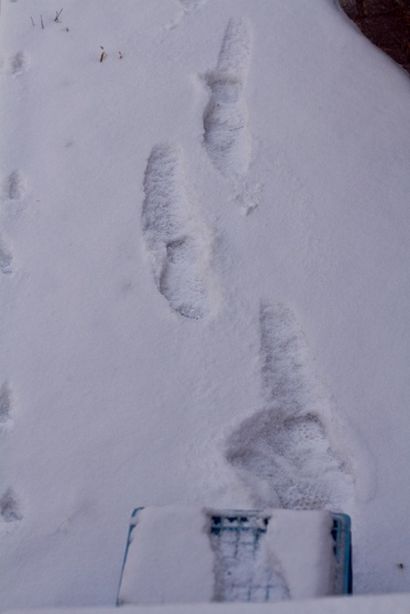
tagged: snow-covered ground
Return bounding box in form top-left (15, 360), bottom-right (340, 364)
top-left (6, 593), bottom-right (410, 614)
top-left (0, 0), bottom-right (410, 608)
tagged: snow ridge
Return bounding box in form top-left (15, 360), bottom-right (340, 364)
top-left (226, 303), bottom-right (354, 511)
top-left (203, 18), bottom-right (252, 181)
top-left (142, 143), bottom-right (214, 320)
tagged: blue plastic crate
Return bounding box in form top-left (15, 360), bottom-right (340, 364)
top-left (116, 508), bottom-right (352, 605)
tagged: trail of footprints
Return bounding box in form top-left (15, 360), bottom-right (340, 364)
top-left (226, 303), bottom-right (355, 510)
top-left (0, 44), bottom-right (27, 523)
top-left (0, 12), bottom-right (355, 529)
top-left (143, 17), bottom-right (254, 316)
top-left (142, 17), bottom-right (355, 511)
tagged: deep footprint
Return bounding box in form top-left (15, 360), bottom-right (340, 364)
top-left (142, 144), bottom-right (212, 319)
top-left (203, 18), bottom-right (252, 179)
top-left (225, 303), bottom-right (354, 510)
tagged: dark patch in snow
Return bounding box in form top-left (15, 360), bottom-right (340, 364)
top-left (4, 170), bottom-right (25, 200)
top-left (0, 489), bottom-right (22, 523)
top-left (0, 382), bottom-right (11, 423)
top-left (10, 52), bottom-right (27, 75)
top-left (0, 241), bottom-right (13, 274)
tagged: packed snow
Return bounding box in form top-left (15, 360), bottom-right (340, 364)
top-left (1, 0), bottom-right (410, 609)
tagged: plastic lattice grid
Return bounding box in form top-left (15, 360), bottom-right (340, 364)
top-left (209, 512), bottom-right (289, 602)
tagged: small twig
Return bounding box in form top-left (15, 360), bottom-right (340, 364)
top-left (30, 16), bottom-right (36, 28)
top-left (40, 14), bottom-right (45, 29)
top-left (99, 46), bottom-right (107, 63)
top-left (54, 9), bottom-right (63, 23)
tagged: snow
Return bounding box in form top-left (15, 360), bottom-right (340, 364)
top-left (0, 0), bottom-right (410, 609)
top-left (5, 593), bottom-right (410, 614)
top-left (119, 507), bottom-right (214, 605)
top-left (264, 510), bottom-right (334, 600)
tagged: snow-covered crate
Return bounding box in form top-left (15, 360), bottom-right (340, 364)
top-left (116, 507), bottom-right (352, 606)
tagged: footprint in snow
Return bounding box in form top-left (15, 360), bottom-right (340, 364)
top-left (3, 170), bottom-right (25, 201)
top-left (0, 382), bottom-right (12, 424)
top-left (203, 18), bottom-right (252, 181)
top-left (142, 143), bottom-right (215, 320)
top-left (225, 302), bottom-right (355, 511)
top-left (0, 488), bottom-right (22, 523)
top-left (1, 52), bottom-right (28, 76)
top-left (0, 240), bottom-right (13, 275)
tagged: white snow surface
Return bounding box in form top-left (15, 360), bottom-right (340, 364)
top-left (6, 594), bottom-right (410, 614)
top-left (264, 510), bottom-right (334, 600)
top-left (0, 0), bottom-right (410, 608)
top-left (119, 507), bottom-right (214, 605)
